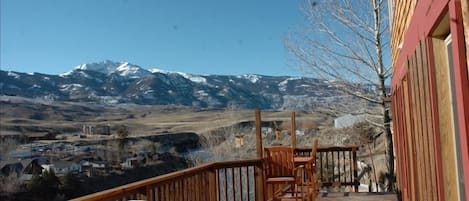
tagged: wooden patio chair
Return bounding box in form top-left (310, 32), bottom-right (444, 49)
top-left (264, 146), bottom-right (304, 201)
top-left (304, 139), bottom-right (319, 201)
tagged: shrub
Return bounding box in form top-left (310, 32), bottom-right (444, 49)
top-left (28, 170), bottom-right (61, 199)
top-left (0, 175), bottom-right (23, 195)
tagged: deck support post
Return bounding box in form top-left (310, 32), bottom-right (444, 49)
top-left (291, 112), bottom-right (297, 150)
top-left (256, 109), bottom-right (263, 158)
top-left (255, 109), bottom-right (265, 201)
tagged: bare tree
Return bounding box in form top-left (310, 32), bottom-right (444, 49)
top-left (115, 125), bottom-right (129, 139)
top-left (285, 0), bottom-right (394, 191)
top-left (0, 138), bottom-right (19, 155)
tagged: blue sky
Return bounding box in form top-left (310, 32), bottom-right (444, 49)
top-left (0, 0), bottom-right (304, 76)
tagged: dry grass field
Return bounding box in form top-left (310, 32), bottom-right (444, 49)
top-left (0, 95), bottom-right (333, 138)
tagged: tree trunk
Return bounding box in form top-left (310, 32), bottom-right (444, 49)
top-left (383, 103), bottom-right (395, 191)
top-left (368, 143), bottom-right (379, 192)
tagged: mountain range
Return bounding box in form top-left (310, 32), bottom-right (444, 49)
top-left (0, 60), bottom-right (374, 110)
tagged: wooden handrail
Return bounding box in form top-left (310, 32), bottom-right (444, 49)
top-left (296, 146), bottom-right (359, 152)
top-left (71, 158), bottom-right (262, 201)
top-left (71, 163), bottom-right (214, 201)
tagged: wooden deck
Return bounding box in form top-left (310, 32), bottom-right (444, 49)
top-left (317, 192), bottom-right (398, 201)
top-left (280, 192), bottom-right (398, 201)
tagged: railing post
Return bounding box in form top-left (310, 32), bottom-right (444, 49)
top-left (255, 109), bottom-right (263, 158)
top-left (291, 112), bottom-right (297, 150)
top-left (255, 163), bottom-right (265, 201)
top-left (255, 110), bottom-right (265, 201)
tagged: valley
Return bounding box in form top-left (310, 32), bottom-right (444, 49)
top-left (0, 62), bottom-right (386, 200)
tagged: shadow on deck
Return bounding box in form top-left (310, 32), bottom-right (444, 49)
top-left (280, 192), bottom-right (398, 201)
top-left (317, 192), bottom-right (398, 201)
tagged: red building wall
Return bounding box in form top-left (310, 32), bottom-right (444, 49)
top-left (391, 0), bottom-right (468, 201)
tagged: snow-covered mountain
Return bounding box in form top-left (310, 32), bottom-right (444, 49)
top-left (0, 61), bottom-right (374, 110)
top-left (60, 60), bottom-right (151, 79)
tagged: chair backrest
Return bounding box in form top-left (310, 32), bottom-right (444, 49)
top-left (263, 146), bottom-right (295, 178)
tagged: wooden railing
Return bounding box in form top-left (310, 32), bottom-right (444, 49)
top-left (71, 159), bottom-right (263, 201)
top-left (71, 146), bottom-right (359, 201)
top-left (295, 146), bottom-right (359, 192)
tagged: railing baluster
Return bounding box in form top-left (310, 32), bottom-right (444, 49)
top-left (190, 176), bottom-right (194, 201)
top-left (182, 178), bottom-right (186, 201)
top-left (238, 167), bottom-right (242, 201)
top-left (173, 180), bottom-right (177, 201)
top-left (343, 151), bottom-right (346, 185)
top-left (174, 180), bottom-right (178, 201)
top-left (224, 168), bottom-right (228, 201)
top-left (338, 151), bottom-right (340, 184)
top-left (334, 151), bottom-right (337, 183)
top-left (157, 185), bottom-right (161, 201)
top-left (179, 180), bottom-right (183, 201)
top-left (202, 172), bottom-right (207, 201)
top-left (200, 173), bottom-right (204, 201)
top-left (217, 169), bottom-right (221, 201)
top-left (246, 166), bottom-right (251, 201)
top-left (320, 151), bottom-right (323, 184)
top-left (353, 149), bottom-right (358, 192)
top-left (197, 174), bottom-right (201, 201)
top-left (349, 150), bottom-right (352, 184)
top-left (164, 183), bottom-right (168, 201)
top-left (232, 168), bottom-right (236, 201)
top-left (253, 166), bottom-right (257, 201)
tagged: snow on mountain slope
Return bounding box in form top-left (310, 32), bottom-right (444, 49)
top-left (239, 74), bottom-right (261, 83)
top-left (149, 68), bottom-right (172, 74)
top-left (177, 72), bottom-right (207, 84)
top-left (61, 60), bottom-right (150, 78)
top-left (0, 60), bottom-right (372, 110)
top-left (115, 62), bottom-right (151, 78)
top-left (149, 68), bottom-right (207, 84)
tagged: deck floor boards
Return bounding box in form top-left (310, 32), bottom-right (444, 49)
top-left (316, 192), bottom-right (398, 201)
top-left (279, 192), bottom-right (398, 201)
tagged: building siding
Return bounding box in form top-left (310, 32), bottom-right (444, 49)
top-left (391, 0), bottom-right (468, 201)
top-left (390, 0), bottom-right (417, 67)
